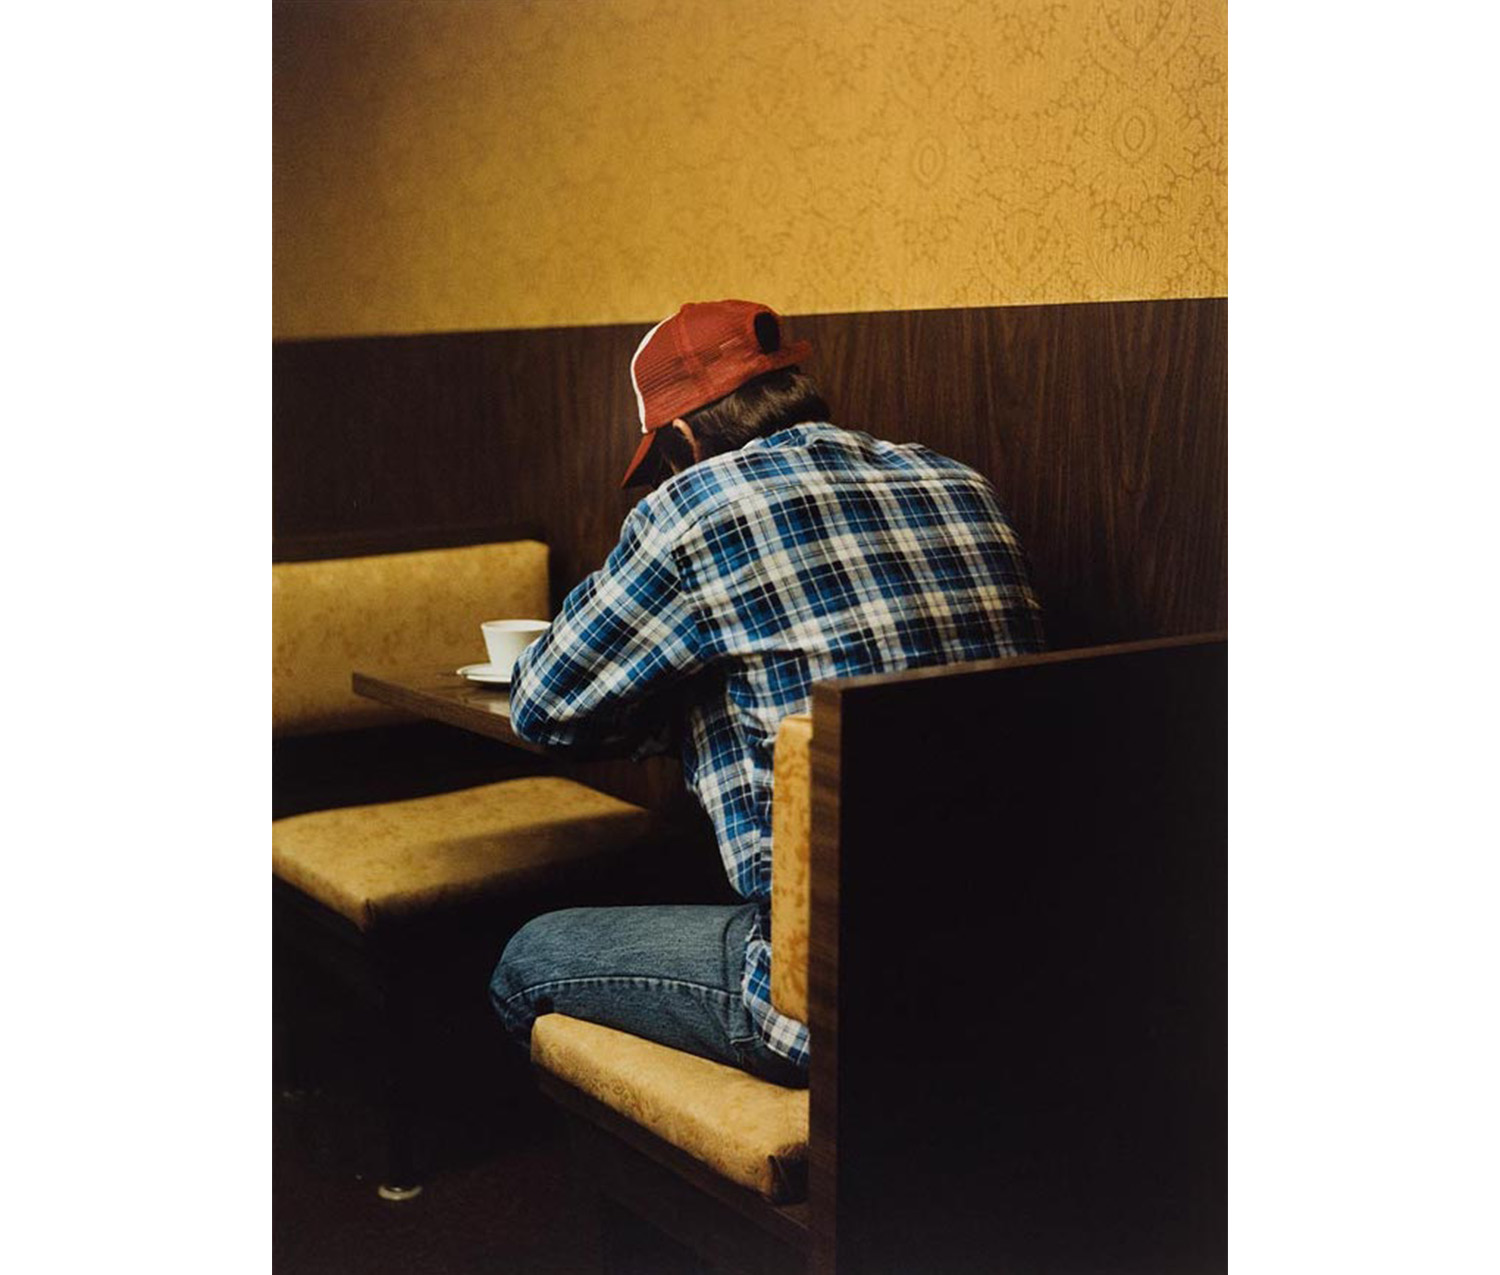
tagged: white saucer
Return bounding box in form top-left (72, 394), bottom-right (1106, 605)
top-left (456, 662), bottom-right (511, 686)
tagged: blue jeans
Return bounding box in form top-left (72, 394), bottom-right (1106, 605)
top-left (489, 903), bottom-right (807, 1088)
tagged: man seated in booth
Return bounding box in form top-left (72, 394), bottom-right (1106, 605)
top-left (489, 299), bottom-right (1045, 1086)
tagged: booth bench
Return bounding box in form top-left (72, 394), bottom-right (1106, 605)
top-left (532, 634), bottom-right (1227, 1275)
top-left (271, 540), bottom-right (662, 1198)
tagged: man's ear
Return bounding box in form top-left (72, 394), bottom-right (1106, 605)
top-left (669, 418), bottom-right (702, 463)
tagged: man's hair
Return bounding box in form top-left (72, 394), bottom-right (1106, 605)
top-left (656, 368), bottom-right (832, 473)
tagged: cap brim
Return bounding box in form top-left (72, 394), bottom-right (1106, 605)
top-left (620, 428), bottom-right (663, 489)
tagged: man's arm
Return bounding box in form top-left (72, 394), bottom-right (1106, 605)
top-left (509, 503), bottom-right (700, 757)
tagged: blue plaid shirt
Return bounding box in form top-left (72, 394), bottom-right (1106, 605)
top-left (510, 423), bottom-right (1045, 1066)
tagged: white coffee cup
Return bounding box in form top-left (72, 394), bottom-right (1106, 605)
top-left (481, 619), bottom-right (550, 673)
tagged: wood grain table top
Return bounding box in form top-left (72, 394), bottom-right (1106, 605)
top-left (351, 669), bottom-right (551, 756)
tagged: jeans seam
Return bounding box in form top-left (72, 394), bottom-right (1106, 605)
top-left (502, 974), bottom-right (737, 1010)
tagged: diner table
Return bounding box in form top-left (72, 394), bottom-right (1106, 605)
top-left (351, 667), bottom-right (711, 860)
top-left (351, 668), bottom-right (549, 756)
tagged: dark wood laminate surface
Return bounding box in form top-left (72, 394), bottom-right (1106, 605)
top-left (281, 297), bottom-right (1225, 820)
top-left (274, 297), bottom-right (1226, 653)
top-left (807, 680), bottom-right (844, 1275)
top-left (809, 634), bottom-right (1226, 1275)
top-left (350, 669), bottom-right (548, 756)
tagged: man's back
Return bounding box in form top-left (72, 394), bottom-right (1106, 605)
top-left (517, 421), bottom-right (1044, 884)
top-left (498, 304), bottom-right (1042, 1081)
top-left (641, 421), bottom-right (1044, 889)
top-left (510, 421), bottom-right (1043, 1068)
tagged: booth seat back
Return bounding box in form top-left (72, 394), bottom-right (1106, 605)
top-left (272, 540), bottom-right (549, 737)
top-left (770, 713), bottom-right (813, 1024)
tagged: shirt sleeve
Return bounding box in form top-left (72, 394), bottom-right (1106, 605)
top-left (508, 502), bottom-right (701, 757)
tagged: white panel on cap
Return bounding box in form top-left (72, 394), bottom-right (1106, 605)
top-left (629, 317), bottom-right (670, 432)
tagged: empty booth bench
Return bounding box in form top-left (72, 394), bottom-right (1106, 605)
top-left (272, 540), bottom-right (658, 1198)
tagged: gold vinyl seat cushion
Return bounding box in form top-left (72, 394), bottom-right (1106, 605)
top-left (272, 777), bottom-right (652, 930)
top-left (770, 713), bottom-right (812, 1023)
top-left (532, 1014), bottom-right (809, 1203)
top-left (272, 540), bottom-right (549, 736)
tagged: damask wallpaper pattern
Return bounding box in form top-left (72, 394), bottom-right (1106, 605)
top-left (273, 0), bottom-right (1226, 339)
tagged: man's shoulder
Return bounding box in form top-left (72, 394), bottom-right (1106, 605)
top-left (633, 425), bottom-right (995, 540)
top-left (630, 457), bottom-right (750, 539)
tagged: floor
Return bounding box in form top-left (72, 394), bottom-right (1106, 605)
top-left (273, 964), bottom-right (603, 1275)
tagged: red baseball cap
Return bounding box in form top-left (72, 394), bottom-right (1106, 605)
top-left (620, 299), bottom-right (813, 488)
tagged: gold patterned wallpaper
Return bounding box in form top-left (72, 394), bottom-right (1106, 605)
top-left (273, 0), bottom-right (1226, 340)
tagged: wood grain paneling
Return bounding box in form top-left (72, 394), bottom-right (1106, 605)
top-left (273, 298), bottom-right (1226, 649)
top-left (810, 636), bottom-right (1227, 1275)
